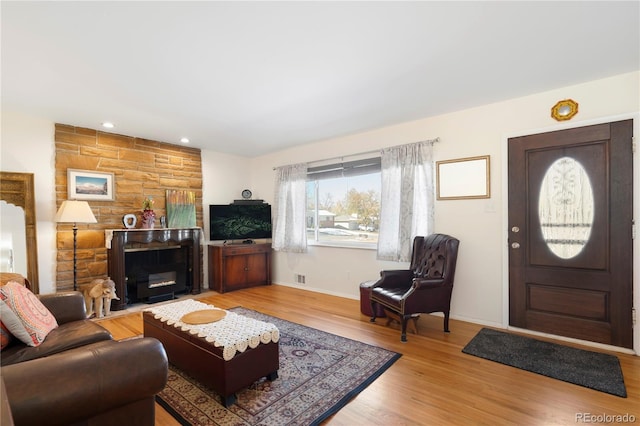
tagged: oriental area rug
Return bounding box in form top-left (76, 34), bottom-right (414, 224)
top-left (462, 328), bottom-right (627, 397)
top-left (156, 307), bottom-right (401, 425)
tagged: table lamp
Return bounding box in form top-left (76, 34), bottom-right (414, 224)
top-left (55, 200), bottom-right (97, 290)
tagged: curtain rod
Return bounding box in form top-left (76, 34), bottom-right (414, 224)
top-left (272, 137), bottom-right (440, 170)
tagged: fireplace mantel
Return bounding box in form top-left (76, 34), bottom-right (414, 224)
top-left (106, 228), bottom-right (202, 310)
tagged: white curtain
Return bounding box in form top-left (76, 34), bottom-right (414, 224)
top-left (377, 140), bottom-right (436, 262)
top-left (272, 163), bottom-right (308, 253)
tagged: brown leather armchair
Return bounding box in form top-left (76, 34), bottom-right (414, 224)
top-left (370, 234), bottom-right (460, 342)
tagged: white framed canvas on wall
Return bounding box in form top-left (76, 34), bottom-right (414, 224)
top-left (436, 155), bottom-right (490, 200)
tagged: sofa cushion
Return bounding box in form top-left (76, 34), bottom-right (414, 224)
top-left (0, 318), bottom-right (112, 366)
top-left (0, 281), bottom-right (58, 347)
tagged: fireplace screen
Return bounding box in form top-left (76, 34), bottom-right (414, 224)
top-left (125, 245), bottom-right (189, 303)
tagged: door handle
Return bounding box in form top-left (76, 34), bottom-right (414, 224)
top-left (511, 242), bottom-right (520, 249)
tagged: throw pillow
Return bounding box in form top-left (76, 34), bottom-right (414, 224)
top-left (0, 320), bottom-right (12, 350)
top-left (0, 281), bottom-right (58, 347)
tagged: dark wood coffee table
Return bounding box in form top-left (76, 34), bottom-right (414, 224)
top-left (143, 305), bottom-right (279, 407)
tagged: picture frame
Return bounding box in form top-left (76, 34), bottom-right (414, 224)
top-left (166, 189), bottom-right (196, 228)
top-left (67, 169), bottom-right (115, 201)
top-left (436, 155), bottom-right (490, 200)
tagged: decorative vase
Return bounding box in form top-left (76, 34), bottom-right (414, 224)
top-left (141, 209), bottom-right (156, 229)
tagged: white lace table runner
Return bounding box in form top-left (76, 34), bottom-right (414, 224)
top-left (145, 299), bottom-right (279, 361)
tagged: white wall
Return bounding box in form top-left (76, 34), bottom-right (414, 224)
top-left (200, 149), bottom-right (253, 287)
top-left (0, 110), bottom-right (57, 293)
top-left (246, 71), bottom-right (640, 330)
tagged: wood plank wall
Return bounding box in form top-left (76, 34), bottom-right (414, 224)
top-left (54, 124), bottom-right (203, 291)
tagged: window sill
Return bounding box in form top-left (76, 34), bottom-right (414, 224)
top-left (307, 241), bottom-right (377, 251)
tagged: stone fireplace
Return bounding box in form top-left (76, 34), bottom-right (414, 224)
top-left (54, 124), bottom-right (203, 292)
top-left (106, 228), bottom-right (201, 310)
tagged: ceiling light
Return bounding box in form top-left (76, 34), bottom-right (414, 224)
top-left (102, 122), bottom-right (115, 128)
top-left (180, 137), bottom-right (190, 143)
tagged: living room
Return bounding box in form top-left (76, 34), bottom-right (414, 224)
top-left (1, 2), bottom-right (639, 424)
top-left (3, 0), bottom-right (640, 347)
top-left (4, 73), bottom-right (640, 351)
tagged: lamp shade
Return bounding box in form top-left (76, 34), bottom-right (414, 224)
top-left (55, 200), bottom-right (97, 224)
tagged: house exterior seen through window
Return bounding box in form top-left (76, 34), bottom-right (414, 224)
top-left (306, 157), bottom-right (381, 247)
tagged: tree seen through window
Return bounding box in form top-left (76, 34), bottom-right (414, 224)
top-left (306, 172), bottom-right (380, 246)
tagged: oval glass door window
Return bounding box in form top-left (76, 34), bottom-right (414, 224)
top-left (538, 157), bottom-right (594, 259)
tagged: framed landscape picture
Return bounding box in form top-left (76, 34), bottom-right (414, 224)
top-left (67, 169), bottom-right (114, 201)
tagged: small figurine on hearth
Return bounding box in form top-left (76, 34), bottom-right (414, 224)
top-left (80, 277), bottom-right (119, 318)
top-left (141, 197), bottom-right (156, 229)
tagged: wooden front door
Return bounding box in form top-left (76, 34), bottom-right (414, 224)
top-left (508, 119), bottom-right (633, 348)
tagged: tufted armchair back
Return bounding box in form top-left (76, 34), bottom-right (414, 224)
top-left (410, 234), bottom-right (459, 281)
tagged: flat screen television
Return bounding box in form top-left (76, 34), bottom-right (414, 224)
top-left (209, 203), bottom-right (272, 242)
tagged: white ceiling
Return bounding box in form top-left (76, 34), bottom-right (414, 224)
top-left (2, 1), bottom-right (638, 157)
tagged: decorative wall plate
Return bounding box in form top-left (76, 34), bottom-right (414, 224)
top-left (122, 214), bottom-right (137, 229)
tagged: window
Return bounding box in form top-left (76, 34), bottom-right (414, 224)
top-left (306, 157), bottom-right (381, 248)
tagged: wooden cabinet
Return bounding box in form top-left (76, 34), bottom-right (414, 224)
top-left (208, 243), bottom-right (271, 293)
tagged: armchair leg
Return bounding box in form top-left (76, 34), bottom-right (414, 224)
top-left (400, 315), bottom-right (410, 342)
top-left (400, 317), bottom-right (408, 342)
top-left (370, 301), bottom-right (378, 323)
top-left (443, 311), bottom-right (450, 333)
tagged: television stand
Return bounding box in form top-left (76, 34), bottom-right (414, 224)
top-left (208, 243), bottom-right (271, 293)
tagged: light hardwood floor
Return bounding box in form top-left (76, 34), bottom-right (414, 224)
top-left (96, 285), bottom-right (640, 425)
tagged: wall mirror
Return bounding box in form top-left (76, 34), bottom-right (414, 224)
top-left (551, 99), bottom-right (579, 121)
top-left (0, 172), bottom-right (39, 293)
top-left (436, 155), bottom-right (491, 200)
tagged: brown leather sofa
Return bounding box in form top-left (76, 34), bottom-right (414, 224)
top-left (1, 290), bottom-right (168, 426)
top-left (1, 291), bottom-right (113, 366)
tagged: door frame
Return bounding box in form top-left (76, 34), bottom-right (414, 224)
top-left (501, 112), bottom-right (640, 355)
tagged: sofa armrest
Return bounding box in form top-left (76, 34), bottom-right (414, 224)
top-left (2, 338), bottom-right (168, 426)
top-left (1, 376), bottom-right (14, 426)
top-left (39, 291), bottom-right (87, 323)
